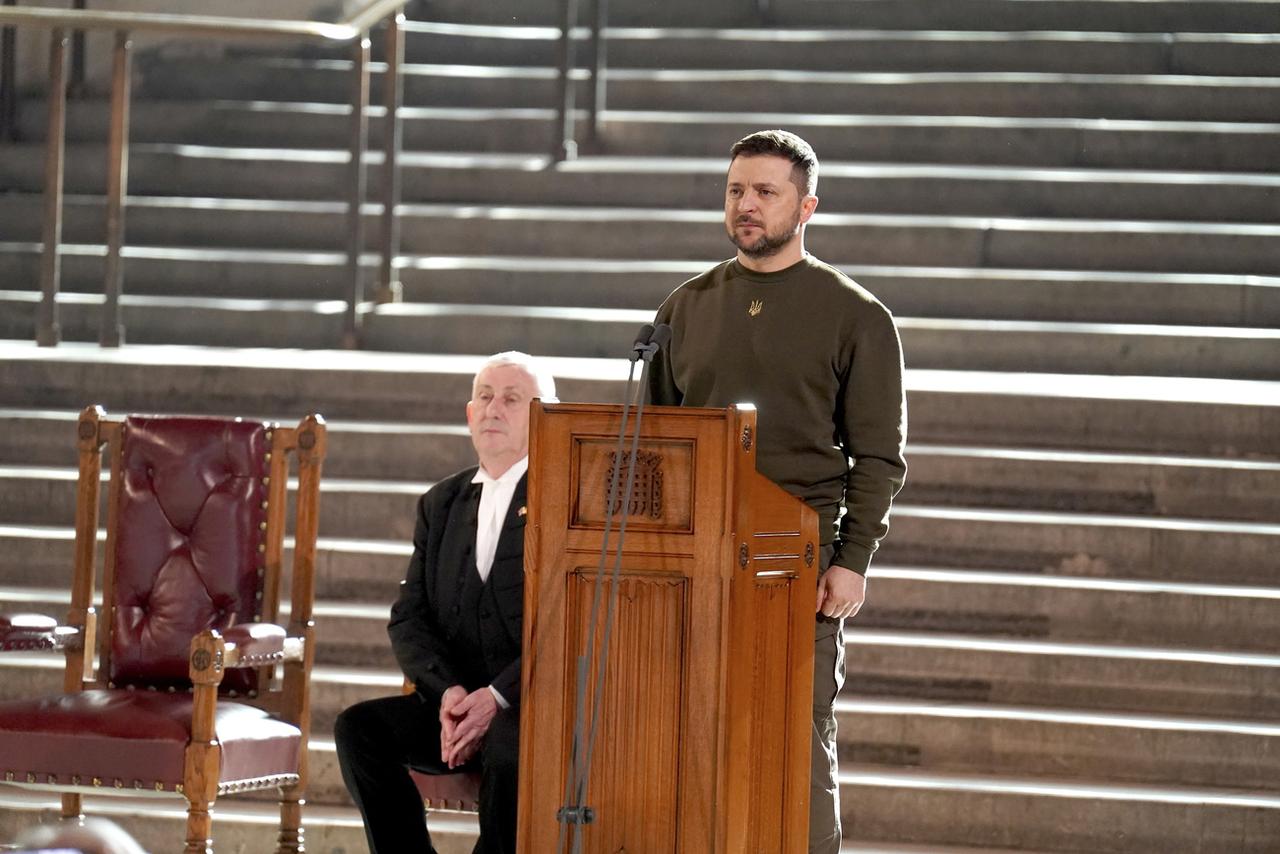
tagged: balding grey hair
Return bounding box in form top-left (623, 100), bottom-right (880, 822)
top-left (474, 351), bottom-right (558, 403)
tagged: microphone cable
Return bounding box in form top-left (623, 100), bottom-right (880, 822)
top-left (557, 323), bottom-right (663, 854)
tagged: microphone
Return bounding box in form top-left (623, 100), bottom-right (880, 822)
top-left (648, 322), bottom-right (672, 355)
top-left (631, 322), bottom-right (669, 363)
top-left (629, 323), bottom-right (655, 362)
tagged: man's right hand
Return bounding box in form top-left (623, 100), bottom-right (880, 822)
top-left (439, 685), bottom-right (468, 761)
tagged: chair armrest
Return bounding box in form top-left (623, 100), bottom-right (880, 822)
top-left (0, 613), bottom-right (83, 652)
top-left (221, 622), bottom-right (304, 668)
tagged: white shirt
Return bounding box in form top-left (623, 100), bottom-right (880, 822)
top-left (470, 456), bottom-right (528, 711)
top-left (470, 455), bottom-right (528, 584)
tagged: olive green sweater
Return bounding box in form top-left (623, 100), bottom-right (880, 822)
top-left (648, 255), bottom-right (907, 575)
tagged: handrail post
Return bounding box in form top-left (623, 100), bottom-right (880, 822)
top-left (552, 0), bottom-right (578, 163)
top-left (341, 34), bottom-right (371, 349)
top-left (586, 0), bottom-right (606, 147)
top-left (0, 0), bottom-right (17, 142)
top-left (38, 27), bottom-right (69, 347)
top-left (69, 0), bottom-right (87, 97)
top-left (374, 12), bottom-right (403, 305)
top-left (100, 29), bottom-right (130, 347)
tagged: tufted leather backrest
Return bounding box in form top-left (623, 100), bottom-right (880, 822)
top-left (109, 416), bottom-right (272, 695)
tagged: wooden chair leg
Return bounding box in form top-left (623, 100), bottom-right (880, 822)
top-left (276, 784), bottom-right (305, 853)
top-left (60, 792), bottom-right (83, 820)
top-left (184, 798), bottom-right (213, 854)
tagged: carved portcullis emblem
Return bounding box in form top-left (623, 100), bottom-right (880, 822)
top-left (606, 450), bottom-right (664, 519)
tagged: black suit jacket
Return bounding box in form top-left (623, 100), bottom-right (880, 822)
top-left (388, 466), bottom-right (527, 708)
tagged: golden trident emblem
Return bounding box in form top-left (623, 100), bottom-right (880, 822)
top-left (748, 299), bottom-right (763, 317)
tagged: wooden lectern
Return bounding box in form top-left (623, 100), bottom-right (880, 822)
top-left (517, 402), bottom-right (819, 853)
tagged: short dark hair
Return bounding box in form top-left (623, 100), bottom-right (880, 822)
top-left (730, 129), bottom-right (819, 196)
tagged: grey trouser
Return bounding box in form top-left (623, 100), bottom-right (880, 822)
top-left (810, 547), bottom-right (845, 854)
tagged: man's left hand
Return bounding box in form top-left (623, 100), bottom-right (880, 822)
top-left (444, 687), bottom-right (499, 768)
top-left (816, 565), bottom-right (866, 620)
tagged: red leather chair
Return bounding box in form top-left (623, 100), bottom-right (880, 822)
top-left (400, 677), bottom-right (482, 812)
top-left (0, 406), bottom-right (325, 854)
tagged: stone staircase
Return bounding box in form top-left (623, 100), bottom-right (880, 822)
top-left (2, 0), bottom-right (1280, 851)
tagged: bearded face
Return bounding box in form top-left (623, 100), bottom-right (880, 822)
top-left (723, 155), bottom-right (813, 265)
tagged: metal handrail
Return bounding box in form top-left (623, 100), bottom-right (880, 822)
top-left (0, 0), bottom-right (410, 349)
top-left (553, 0), bottom-right (607, 162)
top-left (0, 0), bottom-right (407, 40)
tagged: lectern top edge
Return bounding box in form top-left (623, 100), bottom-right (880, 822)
top-left (533, 400), bottom-right (758, 416)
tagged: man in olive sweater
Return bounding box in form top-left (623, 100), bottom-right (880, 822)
top-left (648, 130), bottom-right (907, 853)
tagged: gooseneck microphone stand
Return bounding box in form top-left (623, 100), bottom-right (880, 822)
top-left (556, 323), bottom-right (671, 854)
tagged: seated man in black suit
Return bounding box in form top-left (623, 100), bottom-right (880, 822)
top-left (335, 351), bottom-right (557, 854)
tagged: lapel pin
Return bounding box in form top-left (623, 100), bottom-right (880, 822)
top-left (517, 506), bottom-right (527, 517)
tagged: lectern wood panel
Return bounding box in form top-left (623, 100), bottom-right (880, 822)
top-left (519, 402), bottom-right (818, 854)
top-left (565, 571), bottom-right (686, 851)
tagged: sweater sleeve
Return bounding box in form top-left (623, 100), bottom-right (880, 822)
top-left (648, 297), bottom-right (683, 406)
top-left (831, 302), bottom-right (908, 574)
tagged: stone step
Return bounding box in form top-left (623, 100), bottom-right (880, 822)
top-left (2, 342), bottom-right (1277, 457)
top-left (418, 0), bottom-right (1280, 32)
top-left (5, 195), bottom-right (1280, 277)
top-left (5, 694), bottom-right (1278, 846)
top-left (4, 639), bottom-right (1280, 800)
top-left (4, 411), bottom-right (1276, 521)
top-left (19, 99), bottom-right (1280, 171)
top-left (900, 445), bottom-right (1280, 522)
top-left (7, 294), bottom-right (1280, 379)
top-left (6, 496), bottom-right (1274, 603)
top-left (3, 244), bottom-right (1277, 329)
top-left (7, 146), bottom-right (1278, 229)
top-left (845, 629), bottom-right (1280, 718)
top-left (0, 785), bottom-right (1101, 854)
top-left (0, 785), bottom-right (479, 854)
top-left (902, 369), bottom-right (1280, 458)
top-left (837, 764), bottom-right (1280, 852)
top-left (6, 616), bottom-right (1280, 732)
top-left (133, 58), bottom-right (1280, 123)
top-left (839, 694), bottom-right (1280, 789)
top-left (6, 543), bottom-right (1280, 656)
top-left (6, 145), bottom-right (1280, 224)
top-left (4, 439), bottom-right (1278, 538)
top-left (397, 22), bottom-right (1280, 76)
top-left (883, 507), bottom-right (1280, 585)
top-left (859, 567), bottom-right (1280, 653)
